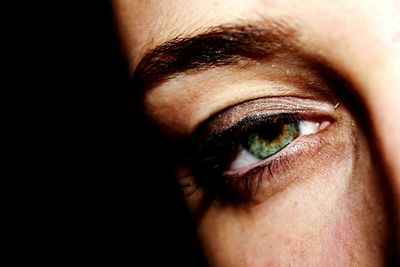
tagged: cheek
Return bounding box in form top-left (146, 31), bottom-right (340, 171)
top-left (195, 130), bottom-right (387, 267)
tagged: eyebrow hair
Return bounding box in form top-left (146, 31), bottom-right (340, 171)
top-left (133, 21), bottom-right (299, 90)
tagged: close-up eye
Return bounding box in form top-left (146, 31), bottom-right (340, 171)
top-left (178, 97), bottom-right (335, 203)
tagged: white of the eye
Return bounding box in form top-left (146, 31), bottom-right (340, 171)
top-left (229, 146), bottom-right (260, 170)
top-left (298, 120), bottom-right (320, 135)
top-left (228, 120), bottom-right (322, 172)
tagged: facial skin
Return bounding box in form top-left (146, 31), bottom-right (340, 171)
top-left (113, 1), bottom-right (400, 266)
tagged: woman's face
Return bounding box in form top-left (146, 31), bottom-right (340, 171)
top-left (113, 0), bottom-right (400, 266)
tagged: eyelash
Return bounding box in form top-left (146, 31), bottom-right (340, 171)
top-left (179, 112), bottom-right (330, 203)
top-left (218, 134), bottom-right (323, 202)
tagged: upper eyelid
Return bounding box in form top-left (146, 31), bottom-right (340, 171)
top-left (193, 96), bottom-right (336, 140)
top-left (202, 113), bottom-right (299, 143)
top-left (141, 49), bottom-right (342, 139)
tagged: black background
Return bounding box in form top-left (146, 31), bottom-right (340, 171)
top-left (11, 1), bottom-right (207, 266)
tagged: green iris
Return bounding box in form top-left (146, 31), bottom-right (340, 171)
top-left (244, 122), bottom-right (300, 159)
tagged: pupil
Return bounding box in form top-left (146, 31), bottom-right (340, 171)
top-left (256, 125), bottom-right (283, 142)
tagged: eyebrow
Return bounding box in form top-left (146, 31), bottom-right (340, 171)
top-left (133, 21), bottom-right (299, 90)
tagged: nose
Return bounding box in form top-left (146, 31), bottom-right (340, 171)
top-left (362, 60), bottom-right (400, 254)
top-left (323, 7), bottom-right (400, 254)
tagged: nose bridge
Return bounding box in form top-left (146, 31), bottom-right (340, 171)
top-left (366, 64), bottom-right (400, 185)
top-left (319, 1), bottom-right (400, 250)
top-left (317, 3), bottom-right (400, 250)
top-left (361, 54), bottom-right (400, 189)
top-left (360, 55), bottom-right (400, 252)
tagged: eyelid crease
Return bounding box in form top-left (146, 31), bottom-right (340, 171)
top-left (197, 96), bottom-right (335, 139)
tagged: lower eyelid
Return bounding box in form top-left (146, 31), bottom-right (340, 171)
top-left (220, 127), bottom-right (333, 201)
top-left (224, 134), bottom-right (312, 176)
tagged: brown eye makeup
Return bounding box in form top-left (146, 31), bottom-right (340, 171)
top-left (177, 97), bottom-right (336, 203)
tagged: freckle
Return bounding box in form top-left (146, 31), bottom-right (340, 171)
top-left (292, 201), bottom-right (298, 207)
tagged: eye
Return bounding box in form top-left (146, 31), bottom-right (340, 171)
top-left (229, 121), bottom-right (322, 170)
top-left (178, 97), bottom-right (335, 203)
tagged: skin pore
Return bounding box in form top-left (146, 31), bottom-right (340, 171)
top-left (113, 0), bottom-right (400, 266)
